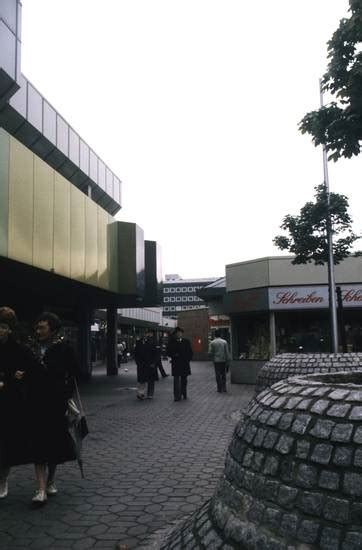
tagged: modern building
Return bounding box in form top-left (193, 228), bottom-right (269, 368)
top-left (162, 275), bottom-right (217, 318)
top-left (199, 255), bottom-right (362, 383)
top-left (0, 1), bottom-right (162, 377)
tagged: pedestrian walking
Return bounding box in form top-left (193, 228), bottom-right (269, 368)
top-left (208, 330), bottom-right (231, 393)
top-left (0, 307), bottom-right (35, 499)
top-left (28, 312), bottom-right (78, 504)
top-left (167, 327), bottom-right (193, 401)
top-left (156, 342), bottom-right (168, 378)
top-left (134, 330), bottom-right (159, 400)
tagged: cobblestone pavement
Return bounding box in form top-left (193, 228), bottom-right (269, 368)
top-left (0, 361), bottom-right (254, 550)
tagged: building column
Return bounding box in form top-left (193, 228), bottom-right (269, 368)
top-left (269, 311), bottom-right (277, 358)
top-left (107, 305), bottom-right (118, 376)
top-left (78, 306), bottom-right (92, 381)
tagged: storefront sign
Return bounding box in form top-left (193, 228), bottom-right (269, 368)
top-left (269, 285), bottom-right (362, 310)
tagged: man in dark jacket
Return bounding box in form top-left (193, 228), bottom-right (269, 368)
top-left (134, 330), bottom-right (159, 400)
top-left (167, 327), bottom-right (193, 401)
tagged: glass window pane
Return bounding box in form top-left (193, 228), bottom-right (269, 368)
top-left (27, 84), bottom-right (42, 131)
top-left (0, 21), bottom-right (16, 78)
top-left (98, 160), bottom-right (106, 190)
top-left (89, 149), bottom-right (97, 182)
top-left (57, 115), bottom-right (68, 155)
top-left (9, 73), bottom-right (26, 117)
top-left (43, 101), bottom-right (56, 144)
top-left (69, 128), bottom-right (79, 165)
top-left (106, 168), bottom-right (113, 196)
top-left (79, 140), bottom-right (89, 175)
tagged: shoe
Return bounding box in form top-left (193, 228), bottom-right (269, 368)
top-left (32, 490), bottom-right (47, 504)
top-left (174, 397), bottom-right (181, 401)
top-left (0, 480), bottom-right (8, 499)
top-left (46, 482), bottom-right (58, 496)
top-left (146, 395), bottom-right (153, 399)
top-left (137, 394), bottom-right (145, 400)
top-left (162, 374), bottom-right (169, 378)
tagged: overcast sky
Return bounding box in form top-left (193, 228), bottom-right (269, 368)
top-left (21, 0), bottom-right (361, 279)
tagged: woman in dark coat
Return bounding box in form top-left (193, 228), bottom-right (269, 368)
top-left (167, 327), bottom-right (193, 401)
top-left (28, 312), bottom-right (78, 504)
top-left (134, 330), bottom-right (159, 400)
top-left (0, 307), bottom-right (34, 499)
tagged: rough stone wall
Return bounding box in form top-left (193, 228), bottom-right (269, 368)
top-left (160, 370), bottom-right (362, 549)
top-left (256, 353), bottom-right (362, 394)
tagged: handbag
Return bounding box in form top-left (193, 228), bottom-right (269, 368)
top-left (66, 397), bottom-right (81, 426)
top-left (73, 378), bottom-right (89, 439)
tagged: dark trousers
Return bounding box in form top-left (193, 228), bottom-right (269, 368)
top-left (147, 380), bottom-right (155, 397)
top-left (214, 362), bottom-right (227, 392)
top-left (173, 375), bottom-right (187, 400)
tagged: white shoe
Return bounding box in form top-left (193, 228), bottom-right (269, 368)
top-left (32, 490), bottom-right (47, 504)
top-left (46, 482), bottom-right (58, 496)
top-left (0, 480), bottom-right (8, 499)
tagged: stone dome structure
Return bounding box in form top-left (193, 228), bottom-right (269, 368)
top-left (255, 353), bottom-right (362, 394)
top-left (160, 371), bottom-right (362, 549)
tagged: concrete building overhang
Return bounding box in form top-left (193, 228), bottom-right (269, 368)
top-left (0, 1), bottom-right (122, 216)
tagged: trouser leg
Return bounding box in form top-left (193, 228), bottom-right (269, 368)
top-left (214, 363), bottom-right (223, 391)
top-left (181, 376), bottom-right (187, 398)
top-left (137, 382), bottom-right (146, 397)
top-left (220, 363), bottom-right (227, 392)
top-left (0, 466), bottom-right (10, 481)
top-left (147, 380), bottom-right (155, 397)
top-left (173, 376), bottom-right (181, 400)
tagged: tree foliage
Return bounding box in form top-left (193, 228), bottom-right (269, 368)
top-left (273, 184), bottom-right (359, 265)
top-left (299, 0), bottom-right (362, 161)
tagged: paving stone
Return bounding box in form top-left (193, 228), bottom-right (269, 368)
top-left (320, 526), bottom-right (341, 550)
top-left (297, 519), bottom-right (320, 544)
top-left (344, 473), bottom-right (362, 497)
top-left (334, 446), bottom-right (354, 467)
top-left (310, 419), bottom-right (335, 439)
top-left (319, 470), bottom-right (340, 491)
top-left (0, 361), bottom-right (255, 550)
top-left (310, 443), bottom-right (333, 464)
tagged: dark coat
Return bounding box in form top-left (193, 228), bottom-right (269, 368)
top-left (0, 338), bottom-right (35, 467)
top-left (134, 338), bottom-right (159, 384)
top-left (167, 337), bottom-right (193, 377)
top-left (28, 339), bottom-right (78, 465)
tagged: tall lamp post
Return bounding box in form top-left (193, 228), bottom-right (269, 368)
top-left (320, 79), bottom-right (339, 353)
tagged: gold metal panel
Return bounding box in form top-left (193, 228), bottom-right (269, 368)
top-left (107, 221), bottom-right (119, 293)
top-left (53, 172), bottom-right (71, 277)
top-left (85, 199), bottom-right (98, 286)
top-left (33, 157), bottom-right (54, 271)
top-left (70, 185), bottom-right (85, 281)
top-left (97, 208), bottom-right (109, 289)
top-left (0, 129), bottom-right (10, 257)
top-left (8, 137), bottom-right (34, 264)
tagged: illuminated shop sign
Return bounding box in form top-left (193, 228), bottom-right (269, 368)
top-left (269, 285), bottom-right (362, 310)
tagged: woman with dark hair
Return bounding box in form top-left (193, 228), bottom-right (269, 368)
top-left (0, 307), bottom-right (34, 499)
top-left (28, 311), bottom-right (78, 504)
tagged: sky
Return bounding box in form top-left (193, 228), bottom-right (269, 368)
top-left (21, 0), bottom-right (361, 279)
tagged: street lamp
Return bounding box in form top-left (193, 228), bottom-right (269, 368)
top-left (319, 79), bottom-right (339, 353)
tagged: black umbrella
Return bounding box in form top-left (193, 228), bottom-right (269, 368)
top-left (70, 380), bottom-right (89, 478)
top-left (72, 415), bottom-right (89, 478)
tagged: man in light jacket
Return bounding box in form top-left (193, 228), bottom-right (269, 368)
top-left (208, 330), bottom-right (231, 393)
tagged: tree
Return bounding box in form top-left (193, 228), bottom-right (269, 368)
top-left (273, 184), bottom-right (359, 265)
top-left (299, 0), bottom-right (362, 161)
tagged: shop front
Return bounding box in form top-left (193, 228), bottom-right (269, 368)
top-left (201, 256), bottom-right (362, 384)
